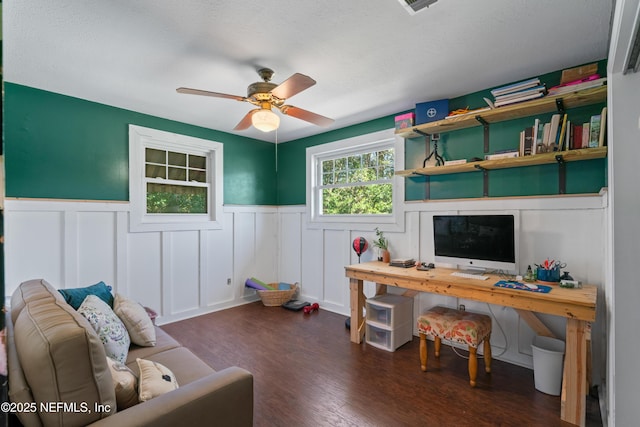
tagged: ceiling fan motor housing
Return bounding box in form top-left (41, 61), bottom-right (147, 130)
top-left (247, 82), bottom-right (278, 100)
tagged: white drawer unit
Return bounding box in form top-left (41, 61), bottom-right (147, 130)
top-left (365, 294), bottom-right (413, 351)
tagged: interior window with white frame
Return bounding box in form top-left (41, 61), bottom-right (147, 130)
top-left (306, 128), bottom-right (404, 228)
top-left (129, 125), bottom-right (224, 232)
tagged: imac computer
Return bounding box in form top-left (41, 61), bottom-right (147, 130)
top-left (433, 214), bottom-right (518, 274)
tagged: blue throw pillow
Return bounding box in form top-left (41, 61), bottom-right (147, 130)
top-left (58, 281), bottom-right (114, 310)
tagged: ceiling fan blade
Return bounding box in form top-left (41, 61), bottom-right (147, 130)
top-left (233, 109), bottom-right (259, 130)
top-left (280, 105), bottom-right (334, 127)
top-left (176, 87), bottom-right (246, 102)
top-left (270, 73), bottom-right (316, 99)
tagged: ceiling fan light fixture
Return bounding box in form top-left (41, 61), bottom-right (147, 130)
top-left (252, 108), bottom-right (280, 132)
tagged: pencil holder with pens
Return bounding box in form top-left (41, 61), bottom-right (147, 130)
top-left (536, 266), bottom-right (560, 284)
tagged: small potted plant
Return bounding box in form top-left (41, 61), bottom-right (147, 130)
top-left (373, 227), bottom-right (391, 263)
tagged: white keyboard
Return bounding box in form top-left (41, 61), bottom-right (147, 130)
top-left (451, 271), bottom-right (489, 280)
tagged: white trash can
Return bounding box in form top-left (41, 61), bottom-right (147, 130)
top-left (531, 336), bottom-right (565, 396)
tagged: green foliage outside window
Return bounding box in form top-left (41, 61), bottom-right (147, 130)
top-left (321, 148), bottom-right (393, 215)
top-left (147, 184), bottom-right (207, 214)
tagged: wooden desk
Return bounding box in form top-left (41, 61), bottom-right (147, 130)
top-left (345, 261), bottom-right (597, 427)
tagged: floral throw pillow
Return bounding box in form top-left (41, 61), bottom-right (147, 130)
top-left (78, 295), bottom-right (131, 363)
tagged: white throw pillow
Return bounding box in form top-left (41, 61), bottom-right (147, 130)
top-left (78, 295), bottom-right (131, 363)
top-left (136, 358), bottom-right (179, 402)
top-left (106, 357), bottom-right (138, 410)
top-left (113, 294), bottom-right (156, 347)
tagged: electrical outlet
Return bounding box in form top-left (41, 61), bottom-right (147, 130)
top-left (459, 304), bottom-right (465, 311)
top-left (227, 278), bottom-right (232, 286)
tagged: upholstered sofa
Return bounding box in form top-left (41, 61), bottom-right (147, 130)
top-left (6, 279), bottom-right (253, 427)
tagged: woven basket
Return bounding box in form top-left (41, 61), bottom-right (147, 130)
top-left (257, 283), bottom-right (298, 307)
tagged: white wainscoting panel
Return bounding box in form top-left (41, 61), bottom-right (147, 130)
top-left (4, 194), bottom-right (607, 375)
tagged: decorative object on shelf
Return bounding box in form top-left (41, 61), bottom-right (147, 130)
top-left (372, 227), bottom-right (390, 263)
top-left (394, 112), bottom-right (415, 130)
top-left (352, 237), bottom-right (369, 263)
top-left (415, 98), bottom-right (449, 125)
top-left (421, 133), bottom-right (444, 167)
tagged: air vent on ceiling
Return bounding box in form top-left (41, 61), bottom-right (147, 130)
top-left (398, 0), bottom-right (438, 15)
top-left (623, 6), bottom-right (640, 74)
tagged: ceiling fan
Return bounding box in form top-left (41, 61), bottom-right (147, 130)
top-left (177, 68), bottom-right (334, 132)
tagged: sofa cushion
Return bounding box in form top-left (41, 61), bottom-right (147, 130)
top-left (127, 347), bottom-right (216, 386)
top-left (14, 299), bottom-right (116, 427)
top-left (59, 281), bottom-right (114, 310)
top-left (136, 358), bottom-right (179, 402)
top-left (79, 295), bottom-right (131, 363)
top-left (10, 279), bottom-right (64, 324)
top-left (126, 327), bottom-right (181, 361)
top-left (113, 293), bottom-right (156, 347)
top-left (106, 357), bottom-right (139, 410)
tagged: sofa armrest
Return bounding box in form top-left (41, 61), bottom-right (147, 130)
top-left (88, 367), bottom-right (253, 427)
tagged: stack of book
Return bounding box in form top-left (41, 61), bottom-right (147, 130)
top-left (488, 77), bottom-right (547, 108)
top-left (389, 258), bottom-right (416, 268)
top-left (547, 75), bottom-right (607, 96)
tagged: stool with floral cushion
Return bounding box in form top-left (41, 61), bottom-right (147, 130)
top-left (417, 306), bottom-right (492, 387)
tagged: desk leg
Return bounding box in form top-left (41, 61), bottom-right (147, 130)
top-left (561, 318), bottom-right (587, 426)
top-left (349, 278), bottom-right (366, 344)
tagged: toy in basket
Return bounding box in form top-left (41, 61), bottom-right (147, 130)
top-left (245, 278), bottom-right (298, 306)
top-left (258, 283), bottom-right (298, 306)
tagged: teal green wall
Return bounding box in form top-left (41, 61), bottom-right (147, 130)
top-left (279, 60), bottom-right (608, 204)
top-left (276, 115), bottom-right (398, 205)
top-left (4, 83), bottom-right (276, 204)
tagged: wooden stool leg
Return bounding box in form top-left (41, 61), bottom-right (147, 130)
top-left (484, 335), bottom-right (492, 373)
top-left (434, 336), bottom-right (441, 358)
top-left (469, 346), bottom-right (478, 387)
top-left (419, 333), bottom-right (428, 372)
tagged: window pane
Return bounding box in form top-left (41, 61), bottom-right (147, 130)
top-left (168, 167), bottom-right (187, 181)
top-left (378, 149), bottom-right (394, 167)
top-left (335, 157), bottom-right (346, 171)
top-left (147, 183), bottom-right (207, 214)
top-left (379, 166), bottom-right (394, 179)
top-left (189, 169), bottom-right (207, 183)
top-left (322, 183), bottom-right (393, 214)
top-left (145, 164), bottom-right (166, 179)
top-left (322, 159), bottom-right (334, 174)
top-left (336, 171), bottom-right (347, 184)
top-left (146, 148), bottom-right (165, 164)
top-left (322, 172), bottom-right (334, 185)
top-left (189, 155), bottom-right (206, 169)
top-left (168, 151), bottom-right (187, 167)
top-left (362, 152), bottom-right (376, 168)
top-left (347, 155), bottom-right (361, 170)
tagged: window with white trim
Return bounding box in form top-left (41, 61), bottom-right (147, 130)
top-left (129, 125), bottom-right (223, 232)
top-left (306, 128), bottom-right (404, 229)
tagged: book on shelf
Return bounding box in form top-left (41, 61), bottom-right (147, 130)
top-left (557, 114), bottom-right (569, 151)
top-left (493, 90), bottom-right (545, 107)
top-left (547, 77), bottom-right (607, 96)
top-left (494, 84), bottom-right (547, 102)
top-left (588, 114), bottom-right (601, 148)
top-left (582, 124), bottom-right (590, 149)
top-left (571, 124), bottom-right (582, 149)
top-left (490, 77), bottom-right (541, 97)
top-left (599, 107), bottom-right (607, 147)
top-left (547, 114), bottom-right (562, 149)
top-left (485, 150), bottom-right (519, 160)
top-left (520, 126), bottom-right (535, 156)
top-left (444, 159), bottom-right (468, 166)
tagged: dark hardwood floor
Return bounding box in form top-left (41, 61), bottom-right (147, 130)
top-left (161, 302), bottom-right (602, 427)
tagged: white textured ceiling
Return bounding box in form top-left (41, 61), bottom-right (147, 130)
top-left (3, 0), bottom-right (613, 142)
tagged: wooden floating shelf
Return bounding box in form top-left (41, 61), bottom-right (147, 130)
top-left (395, 86), bottom-right (607, 138)
top-left (396, 147), bottom-right (607, 177)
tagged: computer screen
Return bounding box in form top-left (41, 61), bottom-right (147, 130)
top-left (433, 214), bottom-right (517, 273)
